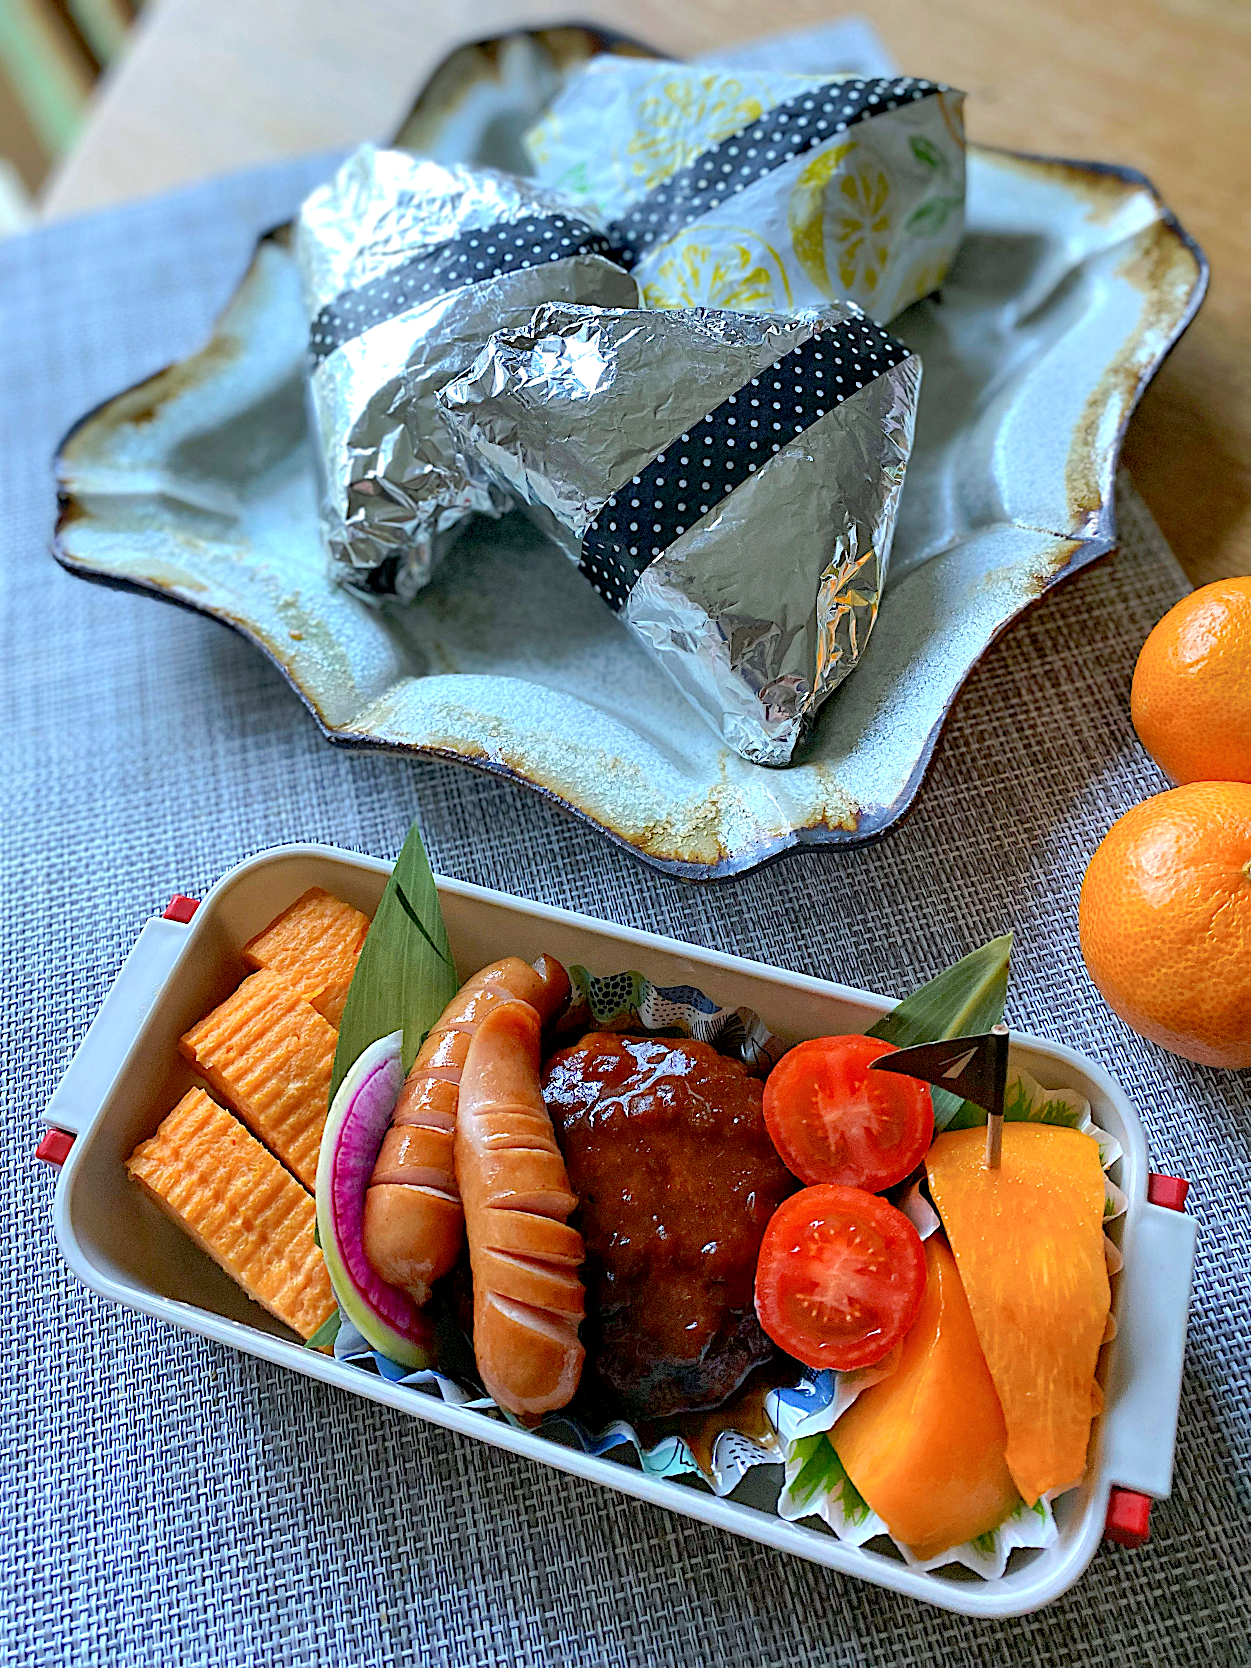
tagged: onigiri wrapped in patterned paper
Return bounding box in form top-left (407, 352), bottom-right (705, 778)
top-left (526, 58), bottom-right (965, 323)
top-left (296, 144), bottom-right (637, 602)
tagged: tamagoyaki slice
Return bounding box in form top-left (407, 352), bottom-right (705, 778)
top-left (242, 886), bottom-right (369, 1028)
top-left (127, 1087), bottom-right (335, 1340)
top-left (179, 969), bottom-right (336, 1191)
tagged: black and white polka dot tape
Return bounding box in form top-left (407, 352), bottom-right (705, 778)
top-left (308, 214), bottom-right (616, 363)
top-left (579, 316), bottom-right (911, 612)
top-left (609, 77), bottom-right (942, 267)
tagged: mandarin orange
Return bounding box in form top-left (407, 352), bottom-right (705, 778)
top-left (1131, 577), bottom-right (1251, 784)
top-left (1079, 782), bottom-right (1251, 1068)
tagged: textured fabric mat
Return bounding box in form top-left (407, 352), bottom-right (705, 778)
top-left (2, 159), bottom-right (1248, 1668)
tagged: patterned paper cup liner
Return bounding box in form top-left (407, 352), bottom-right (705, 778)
top-left (331, 973), bottom-right (1123, 1578)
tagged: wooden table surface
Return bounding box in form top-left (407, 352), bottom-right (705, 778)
top-left (41, 0), bottom-right (1251, 587)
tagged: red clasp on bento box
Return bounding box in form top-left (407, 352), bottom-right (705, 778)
top-left (1105, 1488), bottom-right (1152, 1548)
top-left (163, 895), bottom-right (200, 922)
top-left (36, 1128), bottom-right (75, 1167)
top-left (1147, 1172), bottom-right (1189, 1211)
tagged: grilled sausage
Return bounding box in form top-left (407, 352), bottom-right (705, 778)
top-left (362, 955), bottom-right (569, 1306)
top-left (456, 999), bottom-right (585, 1418)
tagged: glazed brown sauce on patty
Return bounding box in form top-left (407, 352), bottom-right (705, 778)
top-left (543, 1032), bottom-right (797, 1417)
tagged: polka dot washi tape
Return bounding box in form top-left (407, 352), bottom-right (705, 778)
top-left (308, 213), bottom-right (617, 364)
top-left (578, 312), bottom-right (911, 611)
top-left (607, 78), bottom-right (944, 268)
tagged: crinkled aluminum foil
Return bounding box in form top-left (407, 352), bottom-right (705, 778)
top-left (526, 59), bottom-right (965, 324)
top-left (295, 144), bottom-right (637, 602)
top-left (438, 302), bottom-right (921, 765)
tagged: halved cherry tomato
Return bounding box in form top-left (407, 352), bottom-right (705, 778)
top-left (754, 1184), bottom-right (927, 1371)
top-left (763, 1034), bottom-right (933, 1191)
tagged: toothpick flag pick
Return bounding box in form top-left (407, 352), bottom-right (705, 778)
top-left (871, 1023), bottom-right (1011, 1168)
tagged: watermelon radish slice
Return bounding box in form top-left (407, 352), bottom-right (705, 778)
top-left (316, 1030), bottom-right (436, 1369)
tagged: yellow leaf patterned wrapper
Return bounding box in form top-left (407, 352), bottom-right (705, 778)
top-left (526, 60), bottom-right (965, 324)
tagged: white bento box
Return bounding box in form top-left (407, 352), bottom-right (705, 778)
top-left (43, 844), bottom-right (1195, 1618)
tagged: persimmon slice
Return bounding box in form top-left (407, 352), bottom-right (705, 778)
top-left (754, 1184), bottom-right (927, 1371)
top-left (831, 1234), bottom-right (1019, 1559)
top-left (925, 1124), bottom-right (1111, 1505)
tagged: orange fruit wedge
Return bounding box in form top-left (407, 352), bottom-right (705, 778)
top-left (1079, 781), bottom-right (1251, 1067)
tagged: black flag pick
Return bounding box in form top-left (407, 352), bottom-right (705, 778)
top-left (871, 1024), bottom-right (1011, 1169)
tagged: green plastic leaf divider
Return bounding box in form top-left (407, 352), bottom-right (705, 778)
top-left (791, 1434), bottom-right (873, 1526)
top-left (867, 934), bottom-right (1012, 1128)
top-left (330, 822), bottom-right (461, 1106)
top-left (304, 1310), bottom-right (341, 1352)
top-left (788, 1433), bottom-right (836, 1505)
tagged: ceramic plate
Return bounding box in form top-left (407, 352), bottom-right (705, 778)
top-left (53, 29), bottom-right (1205, 880)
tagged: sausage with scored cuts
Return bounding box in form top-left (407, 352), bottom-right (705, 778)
top-left (362, 955), bottom-right (570, 1307)
top-left (456, 998), bottom-right (586, 1418)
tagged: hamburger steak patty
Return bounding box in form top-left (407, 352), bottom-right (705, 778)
top-left (542, 1033), bottom-right (797, 1417)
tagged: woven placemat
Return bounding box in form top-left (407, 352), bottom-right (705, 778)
top-left (1, 159), bottom-right (1247, 1668)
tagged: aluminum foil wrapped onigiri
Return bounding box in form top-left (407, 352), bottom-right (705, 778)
top-left (437, 302), bottom-right (921, 766)
top-left (526, 59), bottom-right (965, 323)
top-left (296, 144), bottom-right (638, 601)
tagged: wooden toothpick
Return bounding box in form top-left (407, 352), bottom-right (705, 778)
top-left (984, 1023), bottom-right (1010, 1170)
